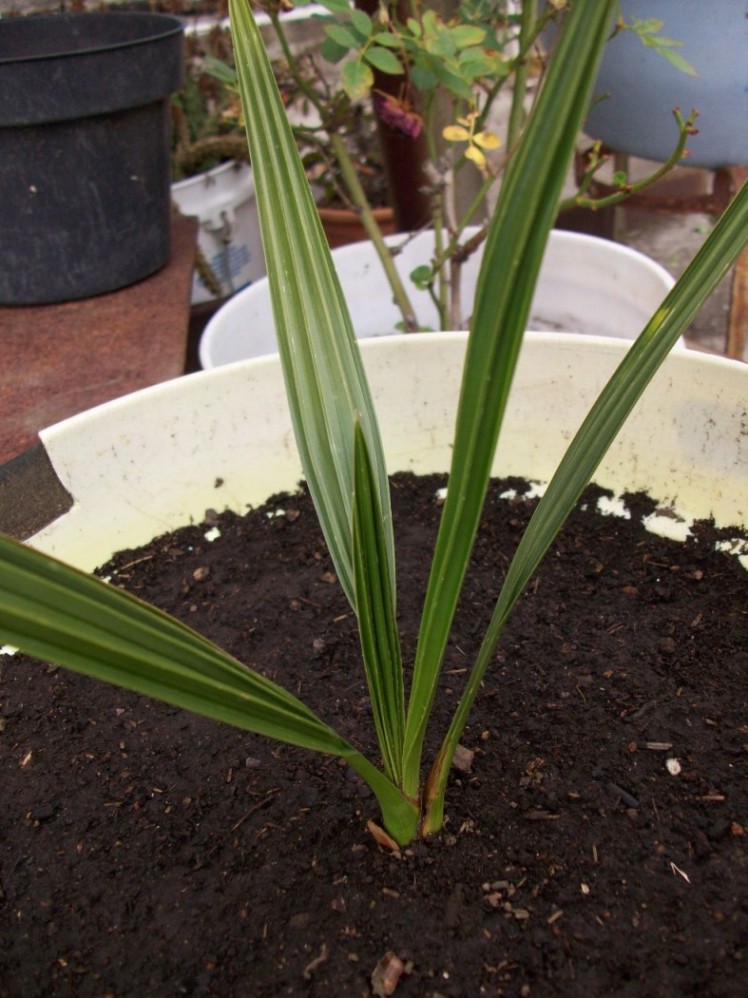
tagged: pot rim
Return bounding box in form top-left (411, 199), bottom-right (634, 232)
top-left (0, 12), bottom-right (184, 66)
top-left (198, 228), bottom-right (677, 369)
top-left (4, 332), bottom-right (744, 572)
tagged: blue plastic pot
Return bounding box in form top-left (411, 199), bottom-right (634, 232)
top-left (584, 0), bottom-right (748, 169)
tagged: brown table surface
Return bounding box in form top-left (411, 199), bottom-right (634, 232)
top-left (0, 215), bottom-right (198, 466)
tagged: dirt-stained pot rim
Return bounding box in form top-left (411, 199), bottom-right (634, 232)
top-left (1, 333), bottom-right (746, 571)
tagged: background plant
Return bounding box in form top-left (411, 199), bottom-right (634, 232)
top-left (171, 23), bottom-right (248, 180)
top-left (198, 1), bottom-right (697, 328)
top-left (1, 0), bottom-right (746, 848)
top-left (246, 1), bottom-right (700, 331)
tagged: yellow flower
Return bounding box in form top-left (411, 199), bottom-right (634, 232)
top-left (442, 112), bottom-right (500, 172)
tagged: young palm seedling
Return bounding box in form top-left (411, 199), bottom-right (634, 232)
top-left (1, 0), bottom-right (747, 846)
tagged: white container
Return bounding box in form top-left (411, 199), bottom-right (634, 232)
top-left (198, 229), bottom-right (676, 368)
top-left (171, 160), bottom-right (266, 304)
top-left (22, 333), bottom-right (746, 572)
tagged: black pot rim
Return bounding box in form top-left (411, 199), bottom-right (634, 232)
top-left (0, 11), bottom-right (184, 66)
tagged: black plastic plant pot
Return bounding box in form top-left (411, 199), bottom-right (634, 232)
top-left (0, 13), bottom-right (184, 305)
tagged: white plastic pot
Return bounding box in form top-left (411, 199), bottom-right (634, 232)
top-left (171, 160), bottom-right (265, 304)
top-left (18, 333), bottom-right (747, 573)
top-left (198, 230), bottom-right (676, 368)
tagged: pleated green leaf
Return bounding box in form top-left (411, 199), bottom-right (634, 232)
top-left (497, 184), bottom-right (748, 624)
top-left (352, 420), bottom-right (405, 785)
top-left (423, 178), bottom-right (748, 833)
top-left (0, 533), bottom-right (354, 756)
top-left (0, 531), bottom-right (420, 843)
top-left (402, 0), bottom-right (619, 795)
top-left (228, 0), bottom-right (395, 615)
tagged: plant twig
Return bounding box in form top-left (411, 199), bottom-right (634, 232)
top-left (330, 132), bottom-right (419, 331)
top-left (559, 108), bottom-right (699, 212)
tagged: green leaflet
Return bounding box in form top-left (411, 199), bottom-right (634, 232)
top-left (352, 421), bottom-right (405, 786)
top-left (0, 533), bottom-right (352, 756)
top-left (421, 178), bottom-right (748, 833)
top-left (401, 0), bottom-right (619, 797)
top-left (0, 529), bottom-right (419, 843)
top-left (229, 0), bottom-right (395, 617)
top-left (229, 0), bottom-right (406, 807)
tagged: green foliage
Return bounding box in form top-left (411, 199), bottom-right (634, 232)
top-left (268, 1), bottom-right (701, 333)
top-left (184, 2), bottom-right (703, 332)
top-left (410, 264), bottom-right (434, 290)
top-left (342, 59), bottom-right (374, 101)
top-left (1, 0), bottom-right (746, 849)
top-left (628, 16), bottom-right (698, 76)
top-left (171, 25), bottom-right (246, 180)
top-left (318, 0), bottom-right (507, 104)
top-left (315, 0), bottom-right (349, 14)
top-left (365, 45), bottom-right (404, 77)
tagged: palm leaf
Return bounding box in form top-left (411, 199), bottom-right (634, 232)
top-left (0, 533), bottom-right (353, 755)
top-left (228, 0), bottom-right (395, 615)
top-left (423, 179), bottom-right (748, 830)
top-left (402, 0), bottom-right (619, 795)
top-left (352, 421), bottom-right (405, 785)
top-left (228, 0), bottom-right (405, 782)
top-left (0, 530), bottom-right (420, 842)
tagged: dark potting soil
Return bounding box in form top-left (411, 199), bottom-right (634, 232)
top-left (1, 473), bottom-right (747, 997)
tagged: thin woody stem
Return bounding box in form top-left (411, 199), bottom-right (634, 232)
top-left (331, 132), bottom-right (420, 331)
top-left (559, 109), bottom-right (698, 212)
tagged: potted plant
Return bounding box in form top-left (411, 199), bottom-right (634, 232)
top-left (170, 20), bottom-right (266, 303)
top-left (249, 0), bottom-right (700, 332)
top-left (204, 5), bottom-right (400, 247)
top-left (1, 0), bottom-right (747, 991)
top-left (169, 8), bottom-right (391, 301)
top-left (188, 2), bottom-right (696, 331)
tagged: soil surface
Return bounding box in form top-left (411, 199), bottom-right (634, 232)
top-left (2, 473), bottom-right (747, 997)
